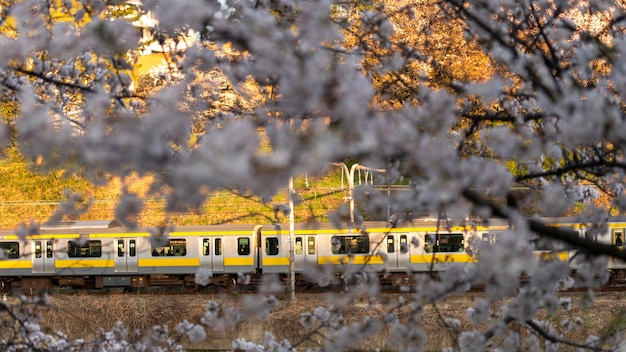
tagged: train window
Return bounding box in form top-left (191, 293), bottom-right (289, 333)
top-left (308, 237), bottom-right (315, 255)
top-left (67, 240), bottom-right (102, 258)
top-left (129, 240), bottom-right (136, 257)
top-left (0, 242), bottom-right (19, 259)
top-left (331, 235), bottom-right (369, 254)
top-left (532, 238), bottom-right (547, 250)
top-left (266, 237), bottom-right (279, 255)
top-left (238, 238), bottom-right (250, 255)
top-left (481, 233), bottom-right (498, 244)
top-left (295, 237), bottom-right (303, 255)
top-left (171, 239), bottom-right (186, 256)
top-left (202, 239), bottom-right (210, 256)
top-left (489, 231), bottom-right (502, 243)
top-left (439, 234), bottom-right (464, 252)
top-left (424, 235), bottom-right (435, 253)
top-left (117, 240), bottom-right (124, 257)
top-left (46, 241), bottom-right (53, 258)
top-left (530, 236), bottom-right (544, 250)
top-left (400, 234), bottom-right (408, 253)
top-left (387, 235), bottom-right (394, 253)
top-left (425, 234), bottom-right (464, 253)
top-left (151, 239), bottom-right (187, 256)
top-left (615, 229), bottom-right (624, 246)
top-left (531, 227), bottom-right (575, 251)
top-left (90, 242), bottom-right (102, 257)
top-left (530, 236), bottom-right (569, 251)
top-left (215, 238), bottom-right (222, 255)
top-left (35, 241), bottom-right (42, 258)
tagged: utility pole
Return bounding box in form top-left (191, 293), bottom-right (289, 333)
top-left (288, 176), bottom-right (295, 302)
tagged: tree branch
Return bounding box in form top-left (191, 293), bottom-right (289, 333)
top-left (462, 188), bottom-right (626, 260)
top-left (525, 319), bottom-right (610, 352)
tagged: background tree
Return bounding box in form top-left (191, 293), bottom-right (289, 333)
top-left (340, 0), bottom-right (494, 108)
top-left (2, 0), bottom-right (626, 350)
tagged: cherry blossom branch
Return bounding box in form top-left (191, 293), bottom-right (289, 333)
top-left (462, 188), bottom-right (626, 260)
top-left (525, 319), bottom-right (609, 352)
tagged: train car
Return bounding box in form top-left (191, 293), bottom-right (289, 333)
top-left (259, 219), bottom-right (491, 285)
top-left (401, 219), bottom-right (488, 272)
top-left (0, 221), bottom-right (261, 291)
top-left (533, 217), bottom-right (626, 278)
top-left (0, 220), bottom-right (124, 290)
top-left (520, 217), bottom-right (626, 284)
top-left (531, 217), bottom-right (577, 263)
top-left (169, 223), bottom-right (261, 287)
top-left (570, 217), bottom-right (626, 284)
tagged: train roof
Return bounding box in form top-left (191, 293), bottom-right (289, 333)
top-left (2, 216), bottom-right (626, 239)
top-left (267, 218), bottom-right (490, 233)
top-left (40, 220), bottom-right (123, 230)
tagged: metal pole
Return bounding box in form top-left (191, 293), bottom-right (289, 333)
top-left (349, 163), bottom-right (358, 223)
top-left (289, 176), bottom-right (295, 302)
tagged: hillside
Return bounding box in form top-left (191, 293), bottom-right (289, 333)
top-left (0, 147), bottom-right (348, 228)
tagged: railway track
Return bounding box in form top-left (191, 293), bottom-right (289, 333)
top-left (5, 278), bottom-right (626, 298)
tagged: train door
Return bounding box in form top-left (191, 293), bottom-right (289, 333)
top-left (32, 240), bottom-right (55, 274)
top-left (293, 236), bottom-right (305, 270)
top-left (612, 228), bottom-right (625, 267)
top-left (306, 236), bottom-right (317, 269)
top-left (614, 228), bottom-right (624, 247)
top-left (385, 234), bottom-right (409, 271)
top-left (200, 237), bottom-right (225, 273)
top-left (114, 238), bottom-right (138, 272)
top-left (293, 236), bottom-right (317, 271)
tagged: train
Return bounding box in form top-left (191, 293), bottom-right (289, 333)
top-left (0, 217), bottom-right (625, 293)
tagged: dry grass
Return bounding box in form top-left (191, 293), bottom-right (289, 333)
top-left (132, 53), bottom-right (170, 80)
top-left (0, 160), bottom-right (349, 228)
top-left (14, 291), bottom-right (624, 351)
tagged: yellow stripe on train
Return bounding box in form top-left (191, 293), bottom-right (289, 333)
top-left (139, 258), bottom-right (201, 267)
top-left (0, 260), bottom-right (31, 269)
top-left (223, 257), bottom-right (254, 266)
top-left (4, 234), bottom-right (80, 240)
top-left (56, 259), bottom-right (114, 268)
top-left (142, 257), bottom-right (255, 267)
top-left (535, 251), bottom-right (569, 261)
top-left (410, 253), bottom-right (475, 264)
top-left (89, 233), bottom-right (150, 238)
top-left (262, 257), bottom-right (291, 266)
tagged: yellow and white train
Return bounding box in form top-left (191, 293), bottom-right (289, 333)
top-left (0, 217), bottom-right (624, 291)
